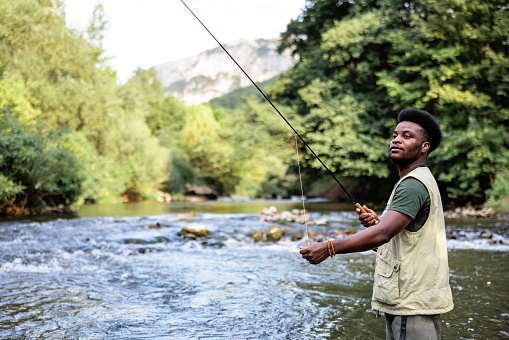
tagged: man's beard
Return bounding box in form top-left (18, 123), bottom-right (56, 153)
top-left (390, 144), bottom-right (422, 166)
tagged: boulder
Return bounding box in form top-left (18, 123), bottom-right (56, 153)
top-left (267, 226), bottom-right (284, 241)
top-left (311, 218), bottom-right (329, 226)
top-left (479, 231), bottom-right (493, 239)
top-left (185, 186), bottom-right (217, 201)
top-left (307, 231), bottom-right (319, 240)
top-left (258, 206), bottom-right (327, 226)
top-left (178, 224), bottom-right (210, 239)
top-left (147, 223), bottom-right (164, 229)
top-left (124, 238), bottom-right (149, 244)
top-left (292, 230), bottom-right (321, 242)
top-left (253, 231), bottom-right (265, 242)
top-left (291, 230), bottom-right (304, 241)
top-left (154, 236), bottom-right (171, 243)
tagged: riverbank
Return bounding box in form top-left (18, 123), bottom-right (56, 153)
top-left (3, 197), bottom-right (509, 221)
top-left (444, 206), bottom-right (509, 220)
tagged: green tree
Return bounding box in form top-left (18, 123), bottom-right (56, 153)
top-left (0, 173), bottom-right (24, 205)
top-left (220, 99), bottom-right (294, 196)
top-left (274, 0), bottom-right (509, 205)
top-left (376, 0), bottom-right (509, 204)
top-left (145, 93), bottom-right (196, 195)
top-left (116, 69), bottom-right (169, 198)
top-left (178, 105), bottom-right (234, 195)
top-left (1, 0), bottom-right (170, 207)
top-left (0, 112), bottom-right (84, 215)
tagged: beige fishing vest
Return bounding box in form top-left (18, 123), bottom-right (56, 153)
top-left (372, 167), bottom-right (454, 315)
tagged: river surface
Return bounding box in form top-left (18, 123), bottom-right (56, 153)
top-left (1, 200), bottom-right (508, 339)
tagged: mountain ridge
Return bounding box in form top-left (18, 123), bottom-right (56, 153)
top-left (152, 38), bottom-right (297, 105)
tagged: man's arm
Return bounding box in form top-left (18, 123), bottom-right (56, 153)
top-left (300, 210), bottom-right (412, 265)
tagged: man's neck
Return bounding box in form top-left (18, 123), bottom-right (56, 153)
top-left (398, 158), bottom-right (427, 178)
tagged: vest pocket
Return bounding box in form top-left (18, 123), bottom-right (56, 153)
top-left (373, 246), bottom-right (401, 305)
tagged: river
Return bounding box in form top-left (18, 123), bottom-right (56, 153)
top-left (1, 200), bottom-right (508, 339)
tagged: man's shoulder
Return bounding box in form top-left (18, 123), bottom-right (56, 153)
top-left (397, 177), bottom-right (428, 196)
top-left (404, 166), bottom-right (438, 189)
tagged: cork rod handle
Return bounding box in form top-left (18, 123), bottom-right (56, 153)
top-left (356, 203), bottom-right (379, 225)
top-left (355, 203), bottom-right (367, 214)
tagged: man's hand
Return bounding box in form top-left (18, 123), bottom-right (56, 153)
top-left (356, 205), bottom-right (379, 228)
top-left (300, 242), bottom-right (329, 265)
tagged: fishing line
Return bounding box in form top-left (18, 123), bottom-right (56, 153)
top-left (294, 135), bottom-right (310, 246)
top-left (179, 0), bottom-right (367, 213)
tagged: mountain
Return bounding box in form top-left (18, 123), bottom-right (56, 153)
top-left (208, 77), bottom-right (276, 110)
top-left (152, 38), bottom-right (297, 105)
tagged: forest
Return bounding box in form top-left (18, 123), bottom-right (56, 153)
top-left (0, 0), bottom-right (508, 216)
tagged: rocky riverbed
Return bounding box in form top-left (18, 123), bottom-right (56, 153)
top-left (170, 206), bottom-right (508, 248)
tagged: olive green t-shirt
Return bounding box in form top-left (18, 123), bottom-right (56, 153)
top-left (387, 168), bottom-right (431, 232)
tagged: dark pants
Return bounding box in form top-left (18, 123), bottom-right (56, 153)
top-left (385, 313), bottom-right (441, 340)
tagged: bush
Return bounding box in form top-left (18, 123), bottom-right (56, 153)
top-left (0, 113), bottom-right (84, 215)
top-left (0, 174), bottom-right (24, 204)
top-left (164, 149), bottom-right (197, 195)
top-left (486, 169), bottom-right (509, 209)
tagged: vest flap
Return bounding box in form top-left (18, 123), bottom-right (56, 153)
top-left (376, 247), bottom-right (400, 278)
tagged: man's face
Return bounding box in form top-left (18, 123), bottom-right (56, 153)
top-left (390, 121), bottom-right (428, 166)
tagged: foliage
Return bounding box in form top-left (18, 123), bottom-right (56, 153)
top-left (274, 0), bottom-right (509, 205)
top-left (0, 0), bottom-right (170, 213)
top-left (208, 77), bottom-right (276, 110)
top-left (0, 113), bottom-right (84, 214)
top-left (376, 0), bottom-right (509, 204)
top-left (1, 0), bottom-right (507, 214)
top-left (0, 72), bottom-right (41, 124)
top-left (486, 168), bottom-right (509, 209)
top-left (0, 174), bottom-right (24, 204)
top-left (219, 99), bottom-right (294, 196)
top-left (164, 148), bottom-right (197, 195)
top-left (55, 130), bottom-right (128, 203)
top-left (1, 0), bottom-right (299, 214)
top-left (147, 90), bottom-right (295, 197)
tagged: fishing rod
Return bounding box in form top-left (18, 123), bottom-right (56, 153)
top-left (179, 0), bottom-right (369, 214)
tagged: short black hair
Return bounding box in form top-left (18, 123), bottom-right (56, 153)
top-left (398, 108), bottom-right (442, 153)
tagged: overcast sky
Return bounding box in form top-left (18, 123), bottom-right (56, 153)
top-left (63, 0), bottom-right (307, 83)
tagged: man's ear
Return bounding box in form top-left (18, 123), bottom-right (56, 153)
top-left (421, 141), bottom-right (430, 154)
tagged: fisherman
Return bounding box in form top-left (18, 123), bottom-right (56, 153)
top-left (300, 108), bottom-right (453, 339)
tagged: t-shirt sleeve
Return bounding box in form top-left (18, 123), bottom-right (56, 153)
top-left (387, 177), bottom-right (429, 221)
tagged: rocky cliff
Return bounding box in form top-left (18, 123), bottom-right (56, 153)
top-left (152, 38), bottom-right (297, 105)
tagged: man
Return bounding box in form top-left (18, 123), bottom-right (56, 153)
top-left (300, 108), bottom-right (454, 339)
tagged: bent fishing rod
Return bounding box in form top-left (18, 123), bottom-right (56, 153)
top-left (180, 0), bottom-right (369, 214)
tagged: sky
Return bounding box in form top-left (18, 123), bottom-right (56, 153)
top-left (63, 0), bottom-right (308, 83)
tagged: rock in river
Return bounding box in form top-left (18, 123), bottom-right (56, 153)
top-left (253, 231), bottom-right (265, 242)
top-left (178, 224), bottom-right (210, 239)
top-left (252, 226), bottom-right (285, 242)
top-left (266, 226), bottom-right (284, 241)
top-left (258, 206), bottom-right (329, 226)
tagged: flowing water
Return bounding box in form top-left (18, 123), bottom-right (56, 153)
top-left (1, 200), bottom-right (508, 339)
